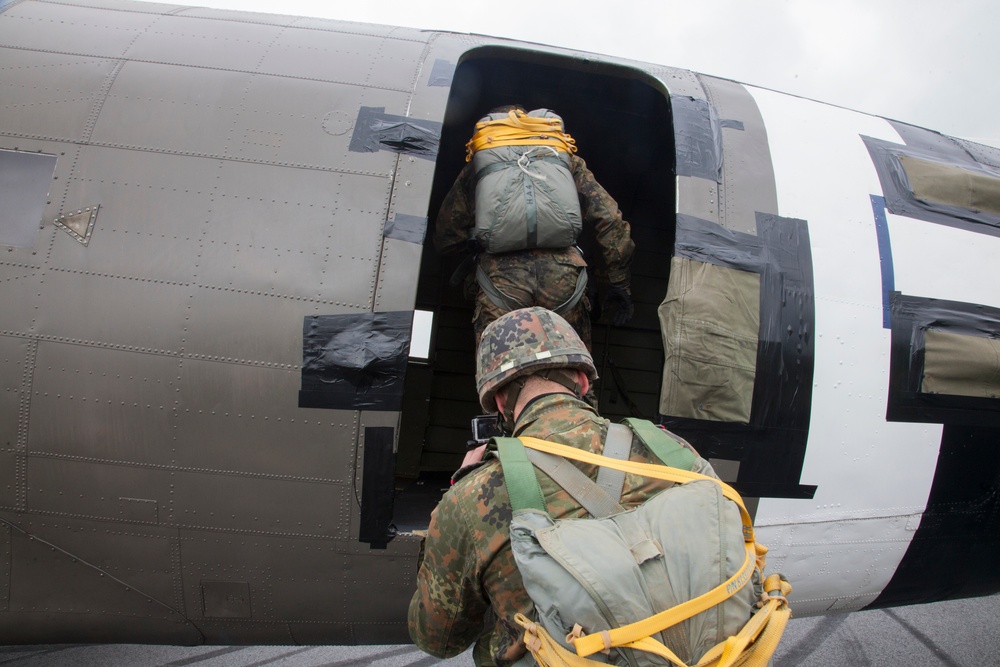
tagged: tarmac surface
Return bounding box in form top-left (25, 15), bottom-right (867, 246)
top-left (0, 594), bottom-right (995, 666)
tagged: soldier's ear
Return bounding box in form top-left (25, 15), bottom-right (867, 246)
top-left (576, 370), bottom-right (590, 398)
top-left (495, 390), bottom-right (507, 414)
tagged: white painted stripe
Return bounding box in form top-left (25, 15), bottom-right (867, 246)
top-left (746, 86), bottom-right (942, 614)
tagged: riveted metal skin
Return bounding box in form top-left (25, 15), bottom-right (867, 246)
top-left (0, 0), bottom-right (461, 644)
top-left (0, 0), bottom-right (804, 644)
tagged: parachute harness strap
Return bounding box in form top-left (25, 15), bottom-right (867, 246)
top-left (466, 110), bottom-right (578, 161)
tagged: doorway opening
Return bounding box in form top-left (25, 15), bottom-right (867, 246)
top-left (395, 47), bottom-right (676, 528)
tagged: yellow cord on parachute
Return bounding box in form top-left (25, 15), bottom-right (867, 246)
top-left (515, 574), bottom-right (791, 667)
top-left (466, 109), bottom-right (578, 162)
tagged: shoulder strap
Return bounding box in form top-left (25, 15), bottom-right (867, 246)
top-left (526, 449), bottom-right (625, 518)
top-left (595, 423), bottom-right (631, 501)
top-left (498, 423), bottom-right (699, 516)
top-left (495, 437), bottom-right (547, 512)
top-left (496, 437), bottom-right (626, 517)
top-left (622, 418), bottom-right (696, 471)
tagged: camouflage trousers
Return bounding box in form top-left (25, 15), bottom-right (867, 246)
top-left (472, 248), bottom-right (592, 350)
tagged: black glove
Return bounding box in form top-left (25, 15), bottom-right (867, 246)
top-left (604, 282), bottom-right (634, 326)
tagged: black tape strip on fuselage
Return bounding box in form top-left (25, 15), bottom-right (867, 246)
top-left (886, 293), bottom-right (1000, 426)
top-left (349, 107), bottom-right (442, 160)
top-left (384, 213), bottom-right (428, 245)
top-left (299, 311), bottom-right (412, 411)
top-left (359, 426), bottom-right (397, 549)
top-left (863, 133), bottom-right (1000, 239)
top-left (674, 214), bottom-right (765, 272)
top-left (664, 213), bottom-right (817, 500)
top-left (671, 95), bottom-right (723, 182)
top-left (871, 293), bottom-right (1000, 608)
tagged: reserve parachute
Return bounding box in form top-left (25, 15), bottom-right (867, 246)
top-left (467, 109), bottom-right (583, 254)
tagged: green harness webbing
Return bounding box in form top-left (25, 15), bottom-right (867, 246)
top-left (497, 437), bottom-right (548, 512)
top-left (475, 262), bottom-right (588, 317)
top-left (622, 418), bottom-right (696, 470)
top-left (496, 418), bottom-right (695, 513)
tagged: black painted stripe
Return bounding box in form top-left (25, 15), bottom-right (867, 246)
top-left (871, 295), bottom-right (1000, 608)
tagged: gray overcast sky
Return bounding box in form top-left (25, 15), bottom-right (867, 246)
top-left (133, 0), bottom-right (999, 145)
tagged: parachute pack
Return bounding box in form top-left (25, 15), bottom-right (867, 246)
top-left (494, 418), bottom-right (791, 667)
top-left (466, 109), bottom-right (583, 254)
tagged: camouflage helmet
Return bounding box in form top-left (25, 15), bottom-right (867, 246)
top-left (476, 307), bottom-right (597, 412)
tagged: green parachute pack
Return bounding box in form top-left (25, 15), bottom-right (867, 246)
top-left (494, 418), bottom-right (791, 667)
top-left (467, 108), bottom-right (583, 254)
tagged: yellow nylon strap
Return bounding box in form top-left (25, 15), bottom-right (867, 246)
top-left (515, 613), bottom-right (608, 667)
top-left (574, 576), bottom-right (791, 667)
top-left (734, 592), bottom-right (792, 667)
top-left (516, 436), bottom-right (755, 540)
top-left (517, 578), bottom-right (792, 667)
top-left (572, 542), bottom-right (757, 658)
top-left (610, 637), bottom-right (688, 667)
top-left (465, 111), bottom-right (578, 160)
top-left (696, 575), bottom-right (792, 667)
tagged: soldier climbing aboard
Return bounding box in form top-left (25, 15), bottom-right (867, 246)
top-left (435, 106), bottom-right (636, 350)
top-left (409, 307), bottom-right (791, 667)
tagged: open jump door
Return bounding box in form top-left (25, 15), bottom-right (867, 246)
top-left (394, 47), bottom-right (676, 528)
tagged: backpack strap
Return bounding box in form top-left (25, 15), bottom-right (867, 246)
top-left (515, 436), bottom-right (754, 536)
top-left (526, 449), bottom-right (625, 518)
top-left (496, 437), bottom-right (547, 512)
top-left (497, 422), bottom-right (695, 517)
top-left (595, 423), bottom-right (632, 501)
top-left (496, 437), bottom-right (626, 518)
top-left (622, 418), bottom-right (696, 471)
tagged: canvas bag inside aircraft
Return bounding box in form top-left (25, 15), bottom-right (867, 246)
top-left (467, 108), bottom-right (583, 254)
top-left (495, 419), bottom-right (791, 667)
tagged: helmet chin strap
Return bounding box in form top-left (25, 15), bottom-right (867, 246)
top-left (499, 370), bottom-right (584, 431)
top-left (539, 368), bottom-right (584, 396)
top-left (499, 378), bottom-right (527, 432)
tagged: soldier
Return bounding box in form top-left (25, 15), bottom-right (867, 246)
top-left (407, 307), bottom-right (731, 666)
top-left (435, 106), bottom-right (635, 350)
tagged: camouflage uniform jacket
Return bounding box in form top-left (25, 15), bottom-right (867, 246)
top-left (407, 392), bottom-right (716, 666)
top-left (434, 155), bottom-right (635, 286)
